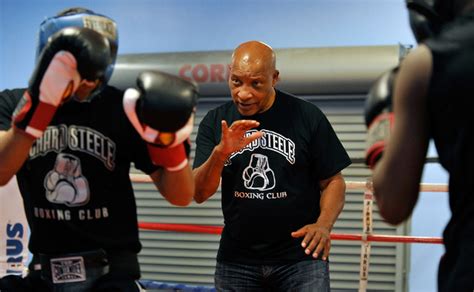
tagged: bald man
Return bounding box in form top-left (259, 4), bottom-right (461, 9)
top-left (193, 41), bottom-right (351, 291)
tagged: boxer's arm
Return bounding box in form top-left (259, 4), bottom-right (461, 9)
top-left (149, 166), bottom-right (194, 207)
top-left (0, 129), bottom-right (35, 185)
top-left (372, 45), bottom-right (432, 225)
top-left (290, 173), bottom-right (346, 260)
top-left (0, 28), bottom-right (111, 186)
top-left (14, 27), bottom-right (112, 139)
top-left (123, 71), bottom-right (198, 206)
top-left (192, 145), bottom-right (228, 203)
top-left (317, 173), bottom-right (346, 234)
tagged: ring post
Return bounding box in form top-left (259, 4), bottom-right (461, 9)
top-left (359, 178), bottom-right (374, 292)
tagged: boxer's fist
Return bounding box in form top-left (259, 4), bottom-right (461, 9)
top-left (123, 71), bottom-right (198, 171)
top-left (364, 67), bottom-right (397, 169)
top-left (13, 27), bottom-right (112, 139)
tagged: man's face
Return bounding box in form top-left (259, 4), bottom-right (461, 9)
top-left (73, 79), bottom-right (100, 102)
top-left (228, 61), bottom-right (278, 116)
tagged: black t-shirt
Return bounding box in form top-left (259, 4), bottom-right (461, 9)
top-left (425, 10), bottom-right (474, 287)
top-left (193, 89), bottom-right (351, 264)
top-left (0, 87), bottom-right (158, 255)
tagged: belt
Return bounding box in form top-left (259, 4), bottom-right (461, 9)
top-left (29, 249), bottom-right (140, 286)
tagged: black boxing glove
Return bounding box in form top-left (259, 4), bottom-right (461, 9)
top-left (12, 27), bottom-right (112, 139)
top-left (364, 67), bottom-right (398, 169)
top-left (123, 71), bottom-right (198, 171)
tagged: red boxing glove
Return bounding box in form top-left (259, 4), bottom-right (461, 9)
top-left (13, 27), bottom-right (112, 139)
top-left (141, 111), bottom-right (194, 171)
top-left (13, 52), bottom-right (80, 138)
top-left (123, 71), bottom-right (198, 171)
top-left (146, 139), bottom-right (192, 171)
top-left (364, 67), bottom-right (397, 169)
top-left (365, 112), bottom-right (394, 168)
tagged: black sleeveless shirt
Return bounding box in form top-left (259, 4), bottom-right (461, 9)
top-left (425, 10), bottom-right (474, 290)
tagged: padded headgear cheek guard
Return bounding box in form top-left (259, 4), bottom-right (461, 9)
top-left (37, 10), bottom-right (118, 101)
top-left (406, 0), bottom-right (454, 42)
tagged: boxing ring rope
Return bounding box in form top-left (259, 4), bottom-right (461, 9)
top-left (131, 174), bottom-right (445, 291)
top-left (138, 222), bottom-right (442, 244)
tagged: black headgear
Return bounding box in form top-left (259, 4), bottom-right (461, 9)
top-left (37, 8), bottom-right (118, 101)
top-left (406, 0), bottom-right (455, 42)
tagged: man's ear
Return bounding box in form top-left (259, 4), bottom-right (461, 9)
top-left (272, 70), bottom-right (280, 86)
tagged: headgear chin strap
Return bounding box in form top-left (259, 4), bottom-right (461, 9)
top-left (37, 9), bottom-right (118, 101)
top-left (406, 0), bottom-right (454, 42)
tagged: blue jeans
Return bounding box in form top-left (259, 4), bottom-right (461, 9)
top-left (214, 259), bottom-right (330, 292)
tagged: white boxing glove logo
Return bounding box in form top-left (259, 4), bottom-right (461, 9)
top-left (44, 153), bottom-right (90, 206)
top-left (243, 154), bottom-right (276, 191)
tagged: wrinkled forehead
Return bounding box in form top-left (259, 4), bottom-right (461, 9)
top-left (229, 67), bottom-right (270, 81)
top-left (230, 54), bottom-right (274, 76)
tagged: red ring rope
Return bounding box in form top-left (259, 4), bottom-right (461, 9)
top-left (138, 222), bottom-right (443, 244)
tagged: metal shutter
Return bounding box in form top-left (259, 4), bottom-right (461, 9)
top-left (133, 95), bottom-right (409, 291)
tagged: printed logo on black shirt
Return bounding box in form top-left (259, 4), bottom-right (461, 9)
top-left (30, 125), bottom-right (116, 170)
top-left (227, 129), bottom-right (293, 201)
top-left (226, 129), bottom-right (296, 165)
